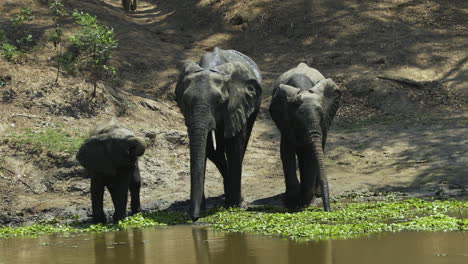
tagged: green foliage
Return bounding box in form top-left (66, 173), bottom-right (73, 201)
top-left (48, 26), bottom-right (63, 48)
top-left (3, 128), bottom-right (85, 154)
top-left (15, 34), bottom-right (33, 48)
top-left (0, 77), bottom-right (9, 88)
top-left (11, 6), bottom-right (34, 26)
top-left (200, 199), bottom-right (468, 241)
top-left (0, 211), bottom-right (190, 239)
top-left (0, 43), bottom-right (21, 62)
top-left (69, 10), bottom-right (118, 95)
top-left (0, 199), bottom-right (465, 240)
top-left (48, 0), bottom-right (66, 19)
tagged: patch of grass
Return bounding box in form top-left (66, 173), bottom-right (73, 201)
top-left (462, 121), bottom-right (468, 127)
top-left (0, 211), bottom-right (190, 239)
top-left (200, 199), bottom-right (468, 241)
top-left (3, 128), bottom-right (85, 154)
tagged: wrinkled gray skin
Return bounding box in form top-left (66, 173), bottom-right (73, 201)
top-left (269, 63), bottom-right (341, 211)
top-left (122, 0), bottom-right (138, 11)
top-left (76, 120), bottom-right (146, 223)
top-left (175, 47), bottom-right (262, 221)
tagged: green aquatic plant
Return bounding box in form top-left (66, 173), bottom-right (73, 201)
top-left (0, 199), bottom-right (466, 240)
top-left (200, 199), bottom-right (468, 240)
top-left (0, 211), bottom-right (190, 239)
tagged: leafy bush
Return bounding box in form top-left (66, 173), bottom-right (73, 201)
top-left (11, 6), bottom-right (34, 26)
top-left (47, 0), bottom-right (67, 82)
top-left (69, 11), bottom-right (118, 96)
top-left (0, 43), bottom-right (21, 62)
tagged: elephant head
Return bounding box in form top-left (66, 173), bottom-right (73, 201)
top-left (76, 131), bottom-right (146, 175)
top-left (175, 60), bottom-right (262, 220)
top-left (270, 78), bottom-right (341, 211)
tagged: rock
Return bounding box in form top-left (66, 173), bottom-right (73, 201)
top-left (348, 77), bottom-right (416, 114)
top-left (230, 15), bottom-right (244, 25)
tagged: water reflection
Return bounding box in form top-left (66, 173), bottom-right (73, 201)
top-left (0, 227), bottom-right (466, 264)
top-left (93, 229), bottom-right (145, 264)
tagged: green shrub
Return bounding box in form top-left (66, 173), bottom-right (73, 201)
top-left (69, 11), bottom-right (118, 96)
top-left (47, 0), bottom-right (67, 82)
top-left (0, 43), bottom-right (21, 62)
top-left (11, 6), bottom-right (34, 26)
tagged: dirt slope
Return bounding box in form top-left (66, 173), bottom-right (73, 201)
top-left (0, 0), bottom-right (466, 224)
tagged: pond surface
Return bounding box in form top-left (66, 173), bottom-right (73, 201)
top-left (0, 226), bottom-right (466, 264)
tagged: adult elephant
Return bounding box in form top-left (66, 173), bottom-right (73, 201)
top-left (76, 119), bottom-right (146, 223)
top-left (175, 47), bottom-right (263, 221)
top-left (269, 63), bottom-right (341, 211)
top-left (122, 0), bottom-right (138, 12)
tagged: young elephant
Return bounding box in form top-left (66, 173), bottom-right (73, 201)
top-left (269, 63), bottom-right (341, 211)
top-left (175, 47), bottom-right (262, 221)
top-left (76, 120), bottom-right (146, 223)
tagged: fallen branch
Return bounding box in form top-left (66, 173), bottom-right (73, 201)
top-left (0, 167), bottom-right (39, 194)
top-left (377, 75), bottom-right (425, 89)
top-left (10, 114), bottom-right (41, 119)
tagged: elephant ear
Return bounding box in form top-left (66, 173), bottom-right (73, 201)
top-left (310, 78), bottom-right (342, 130)
top-left (221, 62), bottom-right (262, 138)
top-left (128, 136), bottom-right (146, 157)
top-left (175, 60), bottom-right (204, 109)
top-left (269, 83), bottom-right (302, 130)
top-left (76, 135), bottom-right (115, 175)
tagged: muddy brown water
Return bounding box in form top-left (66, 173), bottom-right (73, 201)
top-left (0, 226), bottom-right (466, 264)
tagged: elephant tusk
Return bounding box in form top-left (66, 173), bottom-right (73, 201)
top-left (211, 130), bottom-right (217, 151)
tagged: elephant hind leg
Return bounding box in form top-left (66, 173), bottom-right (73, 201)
top-left (90, 171), bottom-right (106, 223)
top-left (108, 169), bottom-right (132, 222)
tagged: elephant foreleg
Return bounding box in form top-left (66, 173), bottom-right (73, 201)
top-left (207, 132), bottom-right (229, 196)
top-left (225, 136), bottom-right (244, 208)
top-left (129, 162), bottom-right (142, 215)
top-left (90, 172), bottom-right (106, 223)
top-left (297, 149), bottom-right (317, 208)
top-left (280, 137), bottom-right (300, 210)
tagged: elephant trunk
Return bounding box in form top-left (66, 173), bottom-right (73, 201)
top-left (188, 107), bottom-right (211, 221)
top-left (312, 139), bottom-right (330, 212)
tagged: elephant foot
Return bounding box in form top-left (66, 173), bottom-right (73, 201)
top-left (112, 212), bottom-right (127, 223)
top-left (92, 214), bottom-right (107, 224)
top-left (130, 207), bottom-right (142, 216)
top-left (224, 196), bottom-right (243, 208)
top-left (283, 191), bottom-right (301, 211)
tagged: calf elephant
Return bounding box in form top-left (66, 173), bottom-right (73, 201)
top-left (122, 0), bottom-right (138, 12)
top-left (175, 47), bottom-right (263, 221)
top-left (269, 63), bottom-right (341, 211)
top-left (76, 119), bottom-right (146, 223)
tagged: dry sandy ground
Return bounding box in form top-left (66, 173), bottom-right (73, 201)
top-left (0, 0), bottom-right (466, 223)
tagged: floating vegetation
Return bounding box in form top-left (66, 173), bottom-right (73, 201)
top-left (0, 211), bottom-right (189, 239)
top-left (200, 199), bottom-right (468, 240)
top-left (0, 199), bottom-right (466, 240)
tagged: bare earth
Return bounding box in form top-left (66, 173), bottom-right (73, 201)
top-left (0, 0), bottom-right (466, 224)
